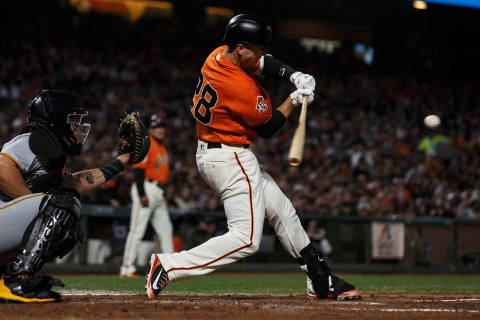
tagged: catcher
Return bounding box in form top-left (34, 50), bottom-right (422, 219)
top-left (0, 89), bottom-right (149, 303)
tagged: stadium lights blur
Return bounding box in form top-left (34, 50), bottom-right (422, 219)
top-left (204, 6), bottom-right (233, 26)
top-left (205, 6), bottom-right (234, 18)
top-left (69, 0), bottom-right (173, 22)
top-left (413, 1), bottom-right (428, 9)
top-left (408, 0), bottom-right (480, 9)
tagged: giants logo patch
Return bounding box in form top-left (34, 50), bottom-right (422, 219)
top-left (256, 96), bottom-right (269, 113)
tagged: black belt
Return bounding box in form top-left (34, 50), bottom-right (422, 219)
top-left (207, 142), bottom-right (249, 149)
top-left (147, 179), bottom-right (162, 186)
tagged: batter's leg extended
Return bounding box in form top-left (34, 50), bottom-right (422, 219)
top-left (148, 148), bottom-right (265, 298)
top-left (262, 171), bottom-right (360, 300)
top-left (262, 171), bottom-right (310, 258)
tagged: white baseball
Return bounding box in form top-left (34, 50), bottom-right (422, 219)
top-left (424, 115), bottom-right (441, 129)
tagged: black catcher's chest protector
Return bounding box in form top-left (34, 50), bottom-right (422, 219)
top-left (23, 155), bottom-right (67, 194)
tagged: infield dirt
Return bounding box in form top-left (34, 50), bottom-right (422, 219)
top-left (3, 293), bottom-right (480, 320)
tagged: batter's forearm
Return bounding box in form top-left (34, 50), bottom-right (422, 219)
top-left (253, 110), bottom-right (286, 139)
top-left (260, 55), bottom-right (295, 80)
top-left (253, 97), bottom-right (298, 139)
top-left (276, 97), bottom-right (297, 119)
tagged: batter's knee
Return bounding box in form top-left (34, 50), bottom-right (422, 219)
top-left (244, 235), bottom-right (262, 255)
top-left (248, 241), bottom-right (261, 254)
top-left (240, 243), bottom-right (257, 256)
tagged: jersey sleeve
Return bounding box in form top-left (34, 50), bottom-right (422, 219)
top-left (0, 135), bottom-right (35, 171)
top-left (232, 87), bottom-right (272, 127)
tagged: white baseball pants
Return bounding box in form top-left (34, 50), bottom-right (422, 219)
top-left (157, 141), bottom-right (310, 282)
top-left (121, 180), bottom-right (173, 275)
top-left (0, 193), bottom-right (45, 263)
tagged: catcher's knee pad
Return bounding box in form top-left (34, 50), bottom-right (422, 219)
top-left (6, 188), bottom-right (85, 276)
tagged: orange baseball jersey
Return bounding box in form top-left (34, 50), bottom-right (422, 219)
top-left (133, 137), bottom-right (169, 185)
top-left (191, 45), bottom-right (272, 145)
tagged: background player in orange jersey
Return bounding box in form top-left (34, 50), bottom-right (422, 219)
top-left (147, 14), bottom-right (360, 301)
top-left (120, 114), bottom-right (173, 278)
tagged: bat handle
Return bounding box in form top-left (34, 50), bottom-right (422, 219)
top-left (299, 95), bottom-right (308, 123)
top-left (287, 95), bottom-right (309, 166)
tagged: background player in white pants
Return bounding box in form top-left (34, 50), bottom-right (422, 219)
top-left (147, 15), bottom-right (360, 301)
top-left (120, 115), bottom-right (173, 278)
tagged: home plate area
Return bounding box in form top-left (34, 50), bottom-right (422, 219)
top-left (3, 293), bottom-right (480, 320)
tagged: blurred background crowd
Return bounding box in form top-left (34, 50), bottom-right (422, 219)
top-left (1, 1), bottom-right (480, 226)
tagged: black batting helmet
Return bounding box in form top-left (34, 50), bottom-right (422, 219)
top-left (27, 90), bottom-right (90, 155)
top-left (148, 114), bottom-right (166, 128)
top-left (223, 14), bottom-right (272, 50)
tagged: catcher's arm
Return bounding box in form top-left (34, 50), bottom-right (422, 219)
top-left (63, 154), bottom-right (130, 195)
top-left (0, 154), bottom-right (32, 198)
top-left (65, 112), bottom-right (149, 196)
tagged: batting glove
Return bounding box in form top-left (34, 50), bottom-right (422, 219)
top-left (290, 71), bottom-right (316, 90)
top-left (290, 88), bottom-right (314, 106)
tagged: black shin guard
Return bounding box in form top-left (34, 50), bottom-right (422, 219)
top-left (6, 189), bottom-right (85, 275)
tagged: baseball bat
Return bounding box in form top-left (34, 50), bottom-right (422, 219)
top-left (288, 96), bottom-right (308, 166)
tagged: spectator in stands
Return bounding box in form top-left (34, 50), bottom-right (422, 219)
top-left (307, 221), bottom-right (332, 260)
top-left (1, 6), bottom-right (480, 222)
top-left (182, 217), bottom-right (218, 250)
top-left (173, 186), bottom-right (196, 211)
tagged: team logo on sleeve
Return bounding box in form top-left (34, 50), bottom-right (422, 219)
top-left (256, 96), bottom-right (269, 113)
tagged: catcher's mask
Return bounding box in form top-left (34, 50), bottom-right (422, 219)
top-left (27, 90), bottom-right (90, 155)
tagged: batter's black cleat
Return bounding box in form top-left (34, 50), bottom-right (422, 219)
top-left (146, 254), bottom-right (169, 299)
top-left (300, 243), bottom-right (361, 301)
top-left (308, 274), bottom-right (361, 301)
top-left (0, 274), bottom-right (63, 303)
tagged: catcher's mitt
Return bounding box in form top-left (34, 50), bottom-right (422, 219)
top-left (117, 112), bottom-right (150, 164)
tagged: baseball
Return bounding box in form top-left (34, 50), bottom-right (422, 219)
top-left (424, 115), bottom-right (441, 129)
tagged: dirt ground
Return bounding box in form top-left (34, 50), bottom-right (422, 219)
top-left (3, 293), bottom-right (480, 320)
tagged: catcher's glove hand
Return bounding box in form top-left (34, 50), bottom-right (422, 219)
top-left (117, 112), bottom-right (150, 164)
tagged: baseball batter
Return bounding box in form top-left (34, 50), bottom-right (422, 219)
top-left (147, 14), bottom-right (360, 301)
top-left (120, 114), bottom-right (173, 278)
top-left (0, 90), bottom-right (147, 303)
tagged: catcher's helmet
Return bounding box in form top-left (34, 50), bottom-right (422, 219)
top-left (223, 14), bottom-right (272, 50)
top-left (27, 90), bottom-right (90, 155)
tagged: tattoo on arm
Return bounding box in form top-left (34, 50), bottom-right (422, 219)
top-left (85, 174), bottom-right (95, 184)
